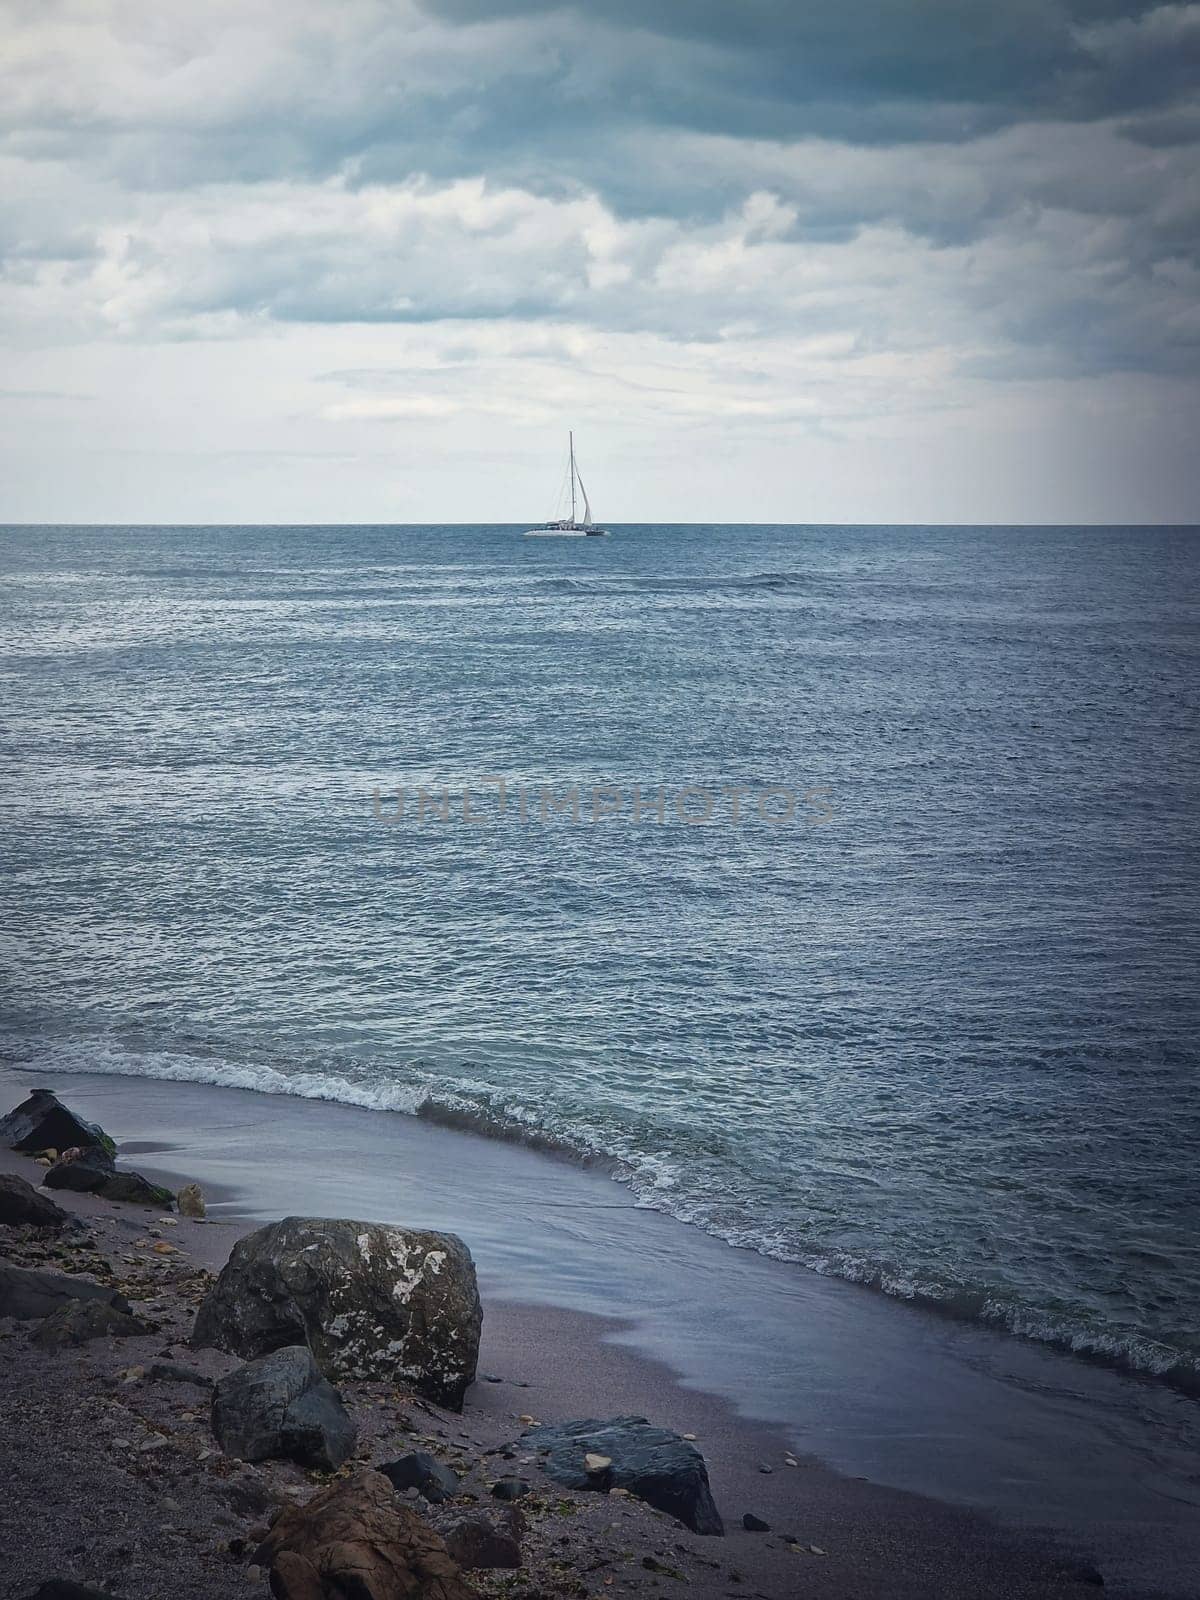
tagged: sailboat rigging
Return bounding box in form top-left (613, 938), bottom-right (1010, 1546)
top-left (524, 433), bottom-right (609, 537)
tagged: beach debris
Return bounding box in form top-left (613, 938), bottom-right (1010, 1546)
top-left (31, 1298), bottom-right (148, 1350)
top-left (741, 1513), bottom-right (770, 1532)
top-left (440, 1511), bottom-right (523, 1570)
top-left (378, 1450), bottom-right (462, 1503)
top-left (177, 1182), bottom-right (206, 1218)
top-left (490, 1477), bottom-right (531, 1502)
top-left (0, 1172), bottom-right (70, 1230)
top-left (0, 1262), bottom-right (133, 1321)
top-left (0, 1088), bottom-right (116, 1158)
top-left (42, 1146), bottom-right (175, 1209)
top-left (521, 1416), bottom-right (725, 1536)
top-left (211, 1344), bottom-right (357, 1470)
top-left (252, 1469), bottom-right (477, 1600)
top-left (192, 1215), bottom-right (482, 1409)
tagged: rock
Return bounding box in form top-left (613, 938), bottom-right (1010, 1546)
top-left (583, 1452), bottom-right (611, 1474)
top-left (489, 1478), bottom-right (530, 1502)
top-left (741, 1513), bottom-right (770, 1532)
top-left (31, 1299), bottom-right (147, 1349)
top-left (0, 1263), bottom-right (132, 1321)
top-left (42, 1146), bottom-right (174, 1209)
top-left (0, 1089), bottom-right (116, 1157)
top-left (146, 1360), bottom-right (213, 1387)
top-left (211, 1344), bottom-right (357, 1470)
top-left (192, 1215), bottom-right (481, 1408)
top-left (41, 1146), bottom-right (115, 1193)
top-left (177, 1181), bottom-right (206, 1218)
top-left (522, 1416), bottom-right (724, 1536)
top-left (441, 1513), bottom-right (521, 1570)
top-left (18, 1585), bottom-right (132, 1600)
top-left (378, 1451), bottom-right (462, 1503)
top-left (253, 1468), bottom-right (477, 1600)
top-left (0, 1173), bottom-right (70, 1229)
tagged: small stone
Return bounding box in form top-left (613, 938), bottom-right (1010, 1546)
top-left (742, 1514), bottom-right (770, 1532)
top-left (583, 1453), bottom-right (612, 1474)
top-left (757, 1463), bottom-right (773, 1474)
top-left (490, 1477), bottom-right (531, 1502)
top-left (682, 1432), bottom-right (697, 1441)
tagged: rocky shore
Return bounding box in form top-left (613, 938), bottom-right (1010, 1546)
top-left (0, 1088), bottom-right (1117, 1600)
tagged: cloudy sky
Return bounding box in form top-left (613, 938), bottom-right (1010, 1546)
top-left (1, 0), bottom-right (1198, 524)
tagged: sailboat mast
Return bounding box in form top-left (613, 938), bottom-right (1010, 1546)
top-left (569, 431), bottom-right (576, 524)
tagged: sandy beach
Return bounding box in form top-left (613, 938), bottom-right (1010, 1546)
top-left (2, 1072), bottom-right (1190, 1600)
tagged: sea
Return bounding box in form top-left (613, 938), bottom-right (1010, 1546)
top-left (1, 521), bottom-right (1198, 1397)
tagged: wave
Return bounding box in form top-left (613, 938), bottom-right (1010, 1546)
top-left (8, 1032), bottom-right (1198, 1398)
top-left (538, 571), bottom-right (817, 597)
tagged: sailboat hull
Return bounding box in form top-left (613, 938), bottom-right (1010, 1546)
top-left (523, 526), bottom-right (609, 537)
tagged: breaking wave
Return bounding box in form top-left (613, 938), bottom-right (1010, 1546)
top-left (8, 1030), bottom-right (1198, 1399)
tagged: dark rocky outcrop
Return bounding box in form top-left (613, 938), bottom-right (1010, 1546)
top-left (252, 1469), bottom-right (477, 1600)
top-left (0, 1263), bottom-right (132, 1321)
top-left (378, 1451), bottom-right (462, 1504)
top-left (522, 1416), bottom-right (724, 1535)
top-left (211, 1344), bottom-right (356, 1470)
top-left (192, 1215), bottom-right (482, 1408)
top-left (0, 1090), bottom-right (115, 1157)
top-left (31, 1299), bottom-right (147, 1349)
top-left (440, 1512), bottom-right (522, 1571)
top-left (0, 1173), bottom-right (70, 1229)
top-left (42, 1147), bottom-right (173, 1209)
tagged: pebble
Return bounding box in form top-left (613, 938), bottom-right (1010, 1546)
top-left (757, 1463), bottom-right (773, 1474)
top-left (742, 1513), bottom-right (770, 1532)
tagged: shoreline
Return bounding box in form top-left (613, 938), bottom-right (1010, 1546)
top-left (2, 1068), bottom-right (1197, 1598)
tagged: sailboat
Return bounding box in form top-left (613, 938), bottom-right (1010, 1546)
top-left (524, 432), bottom-right (609, 536)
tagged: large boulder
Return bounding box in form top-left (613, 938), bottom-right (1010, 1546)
top-left (521, 1416), bottom-right (724, 1536)
top-left (211, 1345), bottom-right (357, 1470)
top-left (253, 1469), bottom-right (477, 1600)
top-left (0, 1173), bottom-right (69, 1229)
top-left (193, 1216), bottom-right (481, 1409)
top-left (42, 1147), bottom-right (174, 1209)
top-left (0, 1263), bottom-right (132, 1321)
top-left (31, 1299), bottom-right (147, 1350)
top-left (0, 1090), bottom-right (115, 1157)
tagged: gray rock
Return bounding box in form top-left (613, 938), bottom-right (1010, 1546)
top-left (211, 1344), bottom-right (357, 1469)
top-left (31, 1299), bottom-right (147, 1349)
top-left (192, 1215), bottom-right (481, 1409)
top-left (0, 1089), bottom-right (116, 1157)
top-left (146, 1360), bottom-right (213, 1387)
top-left (0, 1173), bottom-right (69, 1229)
top-left (522, 1416), bottom-right (724, 1535)
top-left (43, 1148), bottom-right (174, 1209)
top-left (0, 1263), bottom-right (132, 1321)
top-left (441, 1512), bottom-right (522, 1570)
top-left (742, 1512), bottom-right (770, 1532)
top-left (489, 1477), bottom-right (531, 1502)
top-left (377, 1450), bottom-right (461, 1503)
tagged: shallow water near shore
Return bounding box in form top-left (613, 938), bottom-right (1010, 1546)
top-left (4, 1065), bottom-right (1198, 1597)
